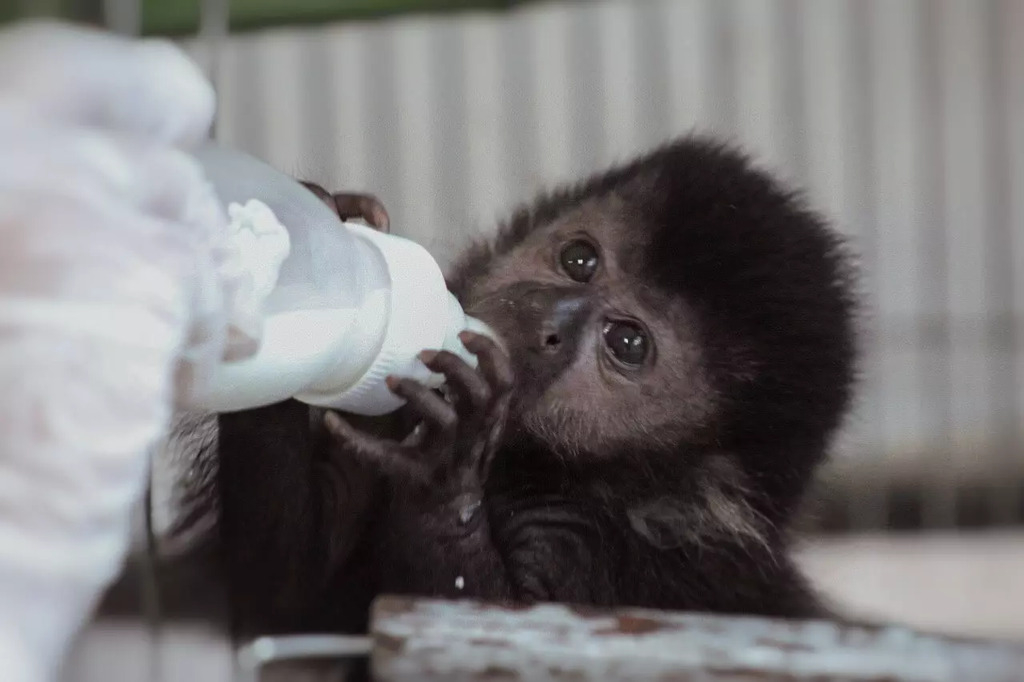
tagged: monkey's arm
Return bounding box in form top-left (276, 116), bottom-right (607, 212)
top-left (299, 181), bottom-right (390, 232)
top-left (217, 401), bottom-right (377, 633)
top-left (365, 482), bottom-right (823, 617)
top-left (363, 485), bottom-right (619, 604)
top-left (321, 334), bottom-right (623, 604)
top-left (213, 181), bottom-right (392, 633)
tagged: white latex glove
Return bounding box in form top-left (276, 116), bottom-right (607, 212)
top-left (0, 21), bottom-right (256, 681)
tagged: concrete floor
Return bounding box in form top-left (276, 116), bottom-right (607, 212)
top-left (796, 531), bottom-right (1024, 642)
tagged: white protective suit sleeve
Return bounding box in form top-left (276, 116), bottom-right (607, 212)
top-left (0, 21), bottom-right (260, 681)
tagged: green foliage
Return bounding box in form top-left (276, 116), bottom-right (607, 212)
top-left (0, 0), bottom-right (534, 35)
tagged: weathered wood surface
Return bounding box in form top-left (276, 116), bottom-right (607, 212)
top-left (369, 596), bottom-right (1024, 681)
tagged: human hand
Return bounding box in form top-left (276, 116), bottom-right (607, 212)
top-left (0, 20), bottom-right (248, 681)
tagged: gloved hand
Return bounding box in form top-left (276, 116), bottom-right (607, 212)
top-left (0, 21), bottom-right (255, 681)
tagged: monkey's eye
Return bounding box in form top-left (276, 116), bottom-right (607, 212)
top-left (603, 321), bottom-right (649, 366)
top-left (559, 239), bottom-right (599, 283)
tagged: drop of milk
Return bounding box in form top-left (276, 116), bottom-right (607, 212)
top-left (455, 576), bottom-right (465, 590)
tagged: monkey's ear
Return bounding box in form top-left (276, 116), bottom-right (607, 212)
top-left (299, 181), bottom-right (391, 233)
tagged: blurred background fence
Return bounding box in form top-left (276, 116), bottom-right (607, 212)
top-left (175, 0), bottom-right (1024, 535)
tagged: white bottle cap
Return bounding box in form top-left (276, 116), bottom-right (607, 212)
top-left (294, 221), bottom-right (496, 415)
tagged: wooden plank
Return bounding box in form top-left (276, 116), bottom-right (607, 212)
top-left (369, 596), bottom-right (1024, 681)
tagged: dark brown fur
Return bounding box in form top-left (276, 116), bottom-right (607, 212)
top-left (170, 135), bottom-right (857, 638)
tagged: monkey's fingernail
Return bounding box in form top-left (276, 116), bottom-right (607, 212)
top-left (373, 208), bottom-right (390, 233)
top-left (458, 331), bottom-right (477, 345)
top-left (386, 375), bottom-right (400, 391)
top-left (419, 350), bottom-right (438, 364)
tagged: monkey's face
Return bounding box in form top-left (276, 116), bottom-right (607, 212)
top-left (461, 196), bottom-right (717, 458)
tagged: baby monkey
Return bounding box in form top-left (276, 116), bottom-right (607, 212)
top-left (211, 136), bottom-right (858, 636)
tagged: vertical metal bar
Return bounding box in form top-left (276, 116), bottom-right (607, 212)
top-left (778, 0), bottom-right (807, 186)
top-left (1009, 0), bottom-right (1024, 527)
top-left (500, 8), bottom-right (539, 198)
top-left (847, 0), bottom-right (887, 530)
top-left (299, 28), bottom-right (337, 187)
top-left (705, 0), bottom-right (737, 139)
top-left (659, 0), bottom-right (713, 135)
top-left (391, 19), bottom-right (439, 243)
top-left (799, 0), bottom-right (855, 239)
top-left (229, 37), bottom-right (268, 160)
top-left (566, 1), bottom-right (605, 175)
top-left (985, 0), bottom-right (1021, 525)
top-left (140, 460), bottom-right (166, 682)
top-left (918, 0), bottom-right (955, 530)
top-left (595, 0), bottom-right (641, 160)
top-left (461, 14), bottom-right (510, 238)
top-left (326, 24), bottom-right (371, 191)
top-left (360, 23), bottom-right (400, 229)
top-left (431, 16), bottom-right (471, 259)
top-left (631, 1), bottom-right (671, 148)
top-left (198, 0), bottom-right (230, 139)
top-left (734, 0), bottom-right (783, 166)
top-left (255, 33), bottom-right (305, 171)
top-left (796, 3), bottom-right (868, 530)
top-left (527, 3), bottom-right (572, 186)
top-left (102, 0), bottom-right (140, 35)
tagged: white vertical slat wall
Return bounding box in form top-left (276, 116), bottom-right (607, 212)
top-left (182, 0), bottom-right (1024, 524)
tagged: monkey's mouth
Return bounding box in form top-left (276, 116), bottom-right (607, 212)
top-left (461, 297), bottom-right (567, 417)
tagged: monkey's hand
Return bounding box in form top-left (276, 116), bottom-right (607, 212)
top-left (299, 181), bottom-right (390, 233)
top-left (323, 331), bottom-right (513, 495)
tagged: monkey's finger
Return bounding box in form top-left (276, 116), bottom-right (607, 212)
top-left (419, 350), bottom-right (492, 419)
top-left (300, 181), bottom-right (333, 206)
top-left (459, 331), bottom-right (515, 398)
top-left (298, 183), bottom-right (390, 233)
top-left (323, 411), bottom-right (428, 481)
top-left (399, 420), bottom-right (428, 449)
top-left (386, 377), bottom-right (458, 451)
top-left (323, 410), bottom-right (391, 456)
top-left (332, 193), bottom-right (390, 233)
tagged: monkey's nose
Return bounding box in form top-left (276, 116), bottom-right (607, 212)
top-left (540, 329), bottom-right (562, 351)
top-left (535, 295), bottom-right (587, 353)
